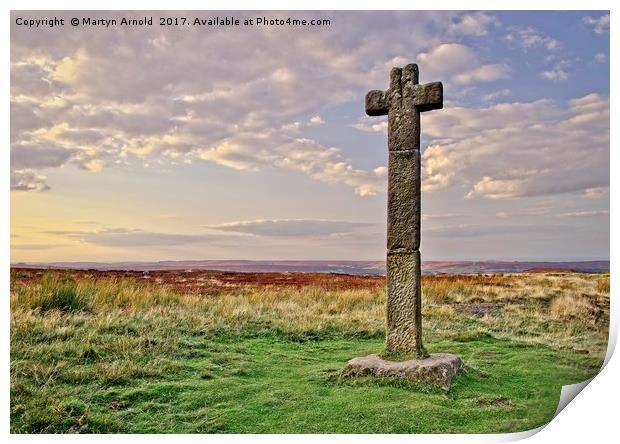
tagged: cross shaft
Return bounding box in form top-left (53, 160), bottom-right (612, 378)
top-left (365, 63), bottom-right (443, 356)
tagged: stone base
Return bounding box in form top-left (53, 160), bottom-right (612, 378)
top-left (341, 353), bottom-right (462, 390)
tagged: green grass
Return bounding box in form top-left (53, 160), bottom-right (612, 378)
top-left (11, 334), bottom-right (600, 433)
top-left (10, 271), bottom-right (608, 433)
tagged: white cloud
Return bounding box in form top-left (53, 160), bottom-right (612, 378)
top-left (417, 43), bottom-right (509, 85)
top-left (81, 158), bottom-right (105, 172)
top-left (482, 89), bottom-right (512, 102)
top-left (540, 59), bottom-right (571, 82)
top-left (583, 14), bottom-right (610, 34)
top-left (49, 227), bottom-right (222, 247)
top-left (279, 139), bottom-right (383, 196)
top-left (308, 115), bottom-right (325, 126)
top-left (13, 11), bottom-right (464, 194)
top-left (197, 134), bottom-right (385, 196)
top-left (449, 12), bottom-right (499, 36)
top-left (422, 213), bottom-right (460, 220)
top-left (493, 206), bottom-right (554, 219)
top-left (541, 67), bottom-right (568, 82)
top-left (582, 187), bottom-right (608, 199)
top-left (594, 52), bottom-right (607, 63)
top-left (505, 26), bottom-right (559, 50)
top-left (351, 116), bottom-right (387, 133)
top-left (281, 121), bottom-right (301, 131)
top-left (11, 11), bottom-right (604, 205)
top-left (453, 64), bottom-right (510, 85)
top-left (557, 210), bottom-right (609, 218)
top-left (421, 93), bottom-right (609, 199)
top-left (10, 169), bottom-right (50, 192)
top-left (418, 43), bottom-right (476, 77)
top-left (198, 140), bottom-right (262, 171)
top-left (373, 166), bottom-right (388, 178)
top-left (423, 223), bottom-right (557, 238)
top-left (205, 219), bottom-right (371, 237)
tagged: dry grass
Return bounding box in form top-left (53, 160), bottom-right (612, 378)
top-left (596, 276), bottom-right (610, 293)
top-left (550, 295), bottom-right (596, 323)
top-left (10, 269), bottom-right (610, 433)
top-left (10, 270), bottom-right (610, 357)
top-left (422, 273), bottom-right (610, 355)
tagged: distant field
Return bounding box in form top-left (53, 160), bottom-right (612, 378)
top-left (11, 259), bottom-right (610, 274)
top-left (10, 269), bottom-right (609, 433)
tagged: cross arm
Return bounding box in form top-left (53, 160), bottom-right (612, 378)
top-left (365, 90), bottom-right (390, 116)
top-left (413, 82), bottom-right (443, 112)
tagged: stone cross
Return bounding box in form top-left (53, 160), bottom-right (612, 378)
top-left (366, 63), bottom-right (443, 357)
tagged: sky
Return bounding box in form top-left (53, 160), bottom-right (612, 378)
top-left (10, 11), bottom-right (610, 262)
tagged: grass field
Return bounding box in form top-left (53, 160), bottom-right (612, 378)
top-left (10, 269), bottom-right (609, 433)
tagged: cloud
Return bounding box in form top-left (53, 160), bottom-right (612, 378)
top-left (205, 219), bottom-right (372, 237)
top-left (482, 89), bottom-right (512, 102)
top-left (423, 223), bottom-right (561, 238)
top-left (417, 43), bottom-right (509, 85)
top-left (72, 220), bottom-right (102, 225)
top-left (556, 210), bottom-right (609, 218)
top-left (11, 142), bottom-right (75, 169)
top-left (583, 14), bottom-right (609, 34)
top-left (594, 52), bottom-right (607, 63)
top-left (421, 93), bottom-right (609, 199)
top-left (582, 187), bottom-right (608, 199)
top-left (494, 206), bottom-right (554, 219)
top-left (373, 166), bottom-right (387, 177)
top-left (541, 67), bottom-right (568, 82)
top-left (281, 121), bottom-right (301, 131)
top-left (198, 140), bottom-right (263, 171)
top-left (453, 64), bottom-right (510, 85)
top-left (308, 115), bottom-right (325, 126)
top-left (505, 26), bottom-right (559, 50)
top-left (49, 227), bottom-right (222, 247)
top-left (351, 116), bottom-right (387, 133)
top-left (353, 93), bottom-right (609, 199)
top-left (198, 135), bottom-right (385, 196)
top-left (11, 243), bottom-right (68, 250)
top-left (10, 169), bottom-right (50, 191)
top-left (11, 11), bottom-right (605, 207)
top-left (49, 220), bottom-right (376, 247)
top-left (13, 11), bottom-right (473, 194)
top-left (422, 213), bottom-right (460, 220)
top-left (540, 60), bottom-right (570, 82)
top-left (449, 12), bottom-right (499, 36)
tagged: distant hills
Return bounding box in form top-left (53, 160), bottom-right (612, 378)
top-left (10, 260), bottom-right (610, 275)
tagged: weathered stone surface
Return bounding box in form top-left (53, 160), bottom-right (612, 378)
top-left (386, 251), bottom-right (422, 354)
top-left (388, 67), bottom-right (407, 151)
top-left (362, 63), bottom-right (445, 357)
top-left (387, 150), bottom-right (420, 252)
top-left (341, 353), bottom-right (462, 390)
top-left (398, 64), bottom-right (420, 151)
top-left (413, 82), bottom-right (443, 112)
top-left (365, 90), bottom-right (389, 116)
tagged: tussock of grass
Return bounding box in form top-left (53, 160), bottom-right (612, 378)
top-left (550, 295), bottom-right (595, 322)
top-left (596, 277), bottom-right (610, 293)
top-left (13, 272), bottom-right (182, 313)
top-left (17, 274), bottom-right (94, 312)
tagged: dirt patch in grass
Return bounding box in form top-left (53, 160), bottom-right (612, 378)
top-left (453, 302), bottom-right (505, 318)
top-left (476, 396), bottom-right (515, 408)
